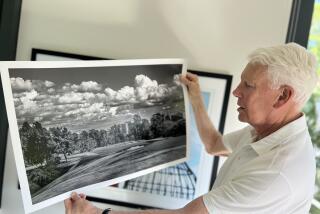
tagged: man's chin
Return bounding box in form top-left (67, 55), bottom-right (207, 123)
top-left (237, 113), bottom-right (247, 123)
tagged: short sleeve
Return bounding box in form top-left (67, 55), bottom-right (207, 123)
top-left (202, 172), bottom-right (292, 214)
top-left (222, 126), bottom-right (252, 153)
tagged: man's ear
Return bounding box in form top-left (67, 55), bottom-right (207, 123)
top-left (273, 86), bottom-right (294, 108)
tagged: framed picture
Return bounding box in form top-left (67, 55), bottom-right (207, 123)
top-left (31, 48), bottom-right (107, 61)
top-left (31, 48), bottom-right (232, 209)
top-left (3, 59), bottom-right (189, 213)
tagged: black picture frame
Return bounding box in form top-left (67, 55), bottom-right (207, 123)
top-left (31, 48), bottom-right (107, 61)
top-left (30, 48), bottom-right (232, 209)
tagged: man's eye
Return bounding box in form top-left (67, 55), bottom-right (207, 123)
top-left (245, 82), bottom-right (253, 88)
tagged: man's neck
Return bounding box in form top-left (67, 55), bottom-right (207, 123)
top-left (253, 111), bottom-right (303, 142)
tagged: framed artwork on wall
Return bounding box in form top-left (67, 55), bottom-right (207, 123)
top-left (30, 48), bottom-right (232, 209)
top-left (31, 48), bottom-right (107, 61)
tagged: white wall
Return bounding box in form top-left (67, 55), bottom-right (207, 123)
top-left (2, 0), bottom-right (292, 213)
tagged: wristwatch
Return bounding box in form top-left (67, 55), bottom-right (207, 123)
top-left (102, 208), bottom-right (112, 214)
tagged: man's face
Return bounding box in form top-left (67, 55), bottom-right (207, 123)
top-left (233, 63), bottom-right (281, 126)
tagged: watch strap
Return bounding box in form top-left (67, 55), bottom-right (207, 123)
top-left (102, 208), bottom-right (112, 214)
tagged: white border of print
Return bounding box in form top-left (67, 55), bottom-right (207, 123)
top-left (0, 59), bottom-right (189, 213)
top-left (85, 75), bottom-right (227, 209)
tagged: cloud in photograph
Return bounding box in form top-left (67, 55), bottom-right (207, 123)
top-left (11, 77), bottom-right (33, 91)
top-left (103, 74), bottom-right (182, 107)
top-left (58, 92), bottom-right (88, 104)
top-left (70, 81), bottom-right (102, 92)
top-left (11, 73), bottom-right (183, 131)
top-left (60, 81), bottom-right (102, 93)
top-left (11, 77), bottom-right (55, 92)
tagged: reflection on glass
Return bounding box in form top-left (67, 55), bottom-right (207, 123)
top-left (306, 0), bottom-right (320, 213)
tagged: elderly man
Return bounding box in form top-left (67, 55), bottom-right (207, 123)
top-left (65, 43), bottom-right (319, 214)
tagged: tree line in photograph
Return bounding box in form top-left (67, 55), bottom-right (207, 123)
top-left (19, 112), bottom-right (186, 194)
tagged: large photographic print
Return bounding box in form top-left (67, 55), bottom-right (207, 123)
top-left (0, 59), bottom-right (188, 213)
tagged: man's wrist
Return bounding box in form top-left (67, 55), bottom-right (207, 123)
top-left (96, 207), bottom-right (104, 214)
top-left (191, 97), bottom-right (205, 111)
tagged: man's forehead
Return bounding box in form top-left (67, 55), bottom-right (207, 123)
top-left (241, 63), bottom-right (268, 81)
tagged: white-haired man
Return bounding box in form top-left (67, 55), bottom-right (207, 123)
top-left (65, 43), bottom-right (319, 214)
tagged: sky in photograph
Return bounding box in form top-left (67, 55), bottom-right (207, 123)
top-left (9, 64), bottom-right (184, 132)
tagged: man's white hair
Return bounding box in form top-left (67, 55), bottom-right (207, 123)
top-left (248, 42), bottom-right (319, 107)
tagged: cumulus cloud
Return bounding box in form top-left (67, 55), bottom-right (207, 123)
top-left (87, 102), bottom-right (104, 113)
top-left (96, 93), bottom-right (107, 100)
top-left (82, 92), bottom-right (96, 100)
top-left (104, 86), bottom-right (135, 103)
top-left (44, 81), bottom-right (55, 88)
top-left (11, 78), bottom-right (57, 93)
top-left (64, 102), bottom-right (104, 117)
top-left (109, 107), bottom-right (118, 116)
top-left (115, 86), bottom-right (135, 102)
top-left (58, 92), bottom-right (84, 104)
top-left (135, 74), bottom-right (158, 88)
top-left (173, 74), bottom-right (181, 86)
top-left (20, 98), bottom-right (37, 110)
top-left (48, 88), bottom-right (55, 93)
top-left (11, 77), bottom-right (33, 91)
top-left (14, 89), bottom-right (39, 113)
top-left (134, 75), bottom-right (173, 102)
top-left (24, 90), bottom-right (38, 100)
top-left (105, 88), bottom-right (117, 101)
top-left (102, 74), bottom-right (182, 108)
top-left (62, 83), bottom-right (72, 91)
top-left (70, 81), bottom-right (102, 92)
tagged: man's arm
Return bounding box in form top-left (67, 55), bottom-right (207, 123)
top-left (180, 73), bottom-right (229, 156)
top-left (65, 193), bottom-right (209, 214)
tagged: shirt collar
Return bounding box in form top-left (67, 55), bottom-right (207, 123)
top-left (250, 114), bottom-right (308, 156)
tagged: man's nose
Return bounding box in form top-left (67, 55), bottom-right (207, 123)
top-left (232, 85), bottom-right (241, 98)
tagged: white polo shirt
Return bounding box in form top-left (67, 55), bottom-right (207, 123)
top-left (203, 115), bottom-right (316, 214)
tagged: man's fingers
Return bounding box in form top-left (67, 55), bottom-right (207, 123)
top-left (79, 193), bottom-right (86, 199)
top-left (180, 72), bottom-right (198, 86)
top-left (64, 198), bottom-right (71, 208)
top-left (71, 192), bottom-right (80, 201)
top-left (179, 75), bottom-right (191, 86)
top-left (64, 198), bottom-right (72, 214)
top-left (185, 72), bottom-right (198, 81)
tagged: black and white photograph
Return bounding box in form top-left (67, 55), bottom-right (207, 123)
top-left (0, 59), bottom-right (188, 213)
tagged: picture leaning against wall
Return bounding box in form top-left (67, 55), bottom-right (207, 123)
top-left (0, 59), bottom-right (189, 213)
